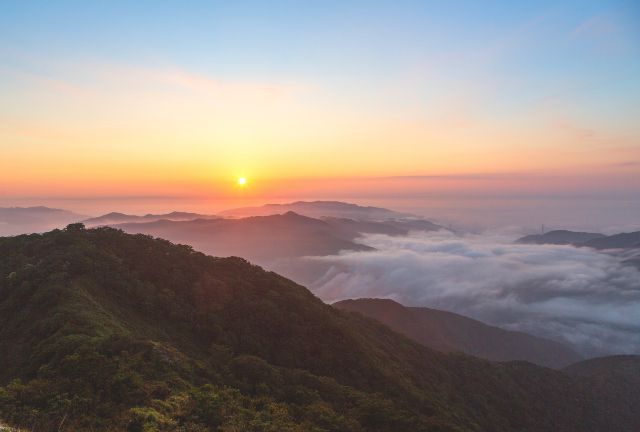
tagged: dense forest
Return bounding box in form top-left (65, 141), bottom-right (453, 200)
top-left (0, 225), bottom-right (638, 431)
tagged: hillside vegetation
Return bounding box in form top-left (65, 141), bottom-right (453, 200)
top-left (334, 299), bottom-right (581, 368)
top-left (0, 225), bottom-right (638, 431)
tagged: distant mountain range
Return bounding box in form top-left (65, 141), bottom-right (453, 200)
top-left (0, 206), bottom-right (86, 236)
top-left (220, 200), bottom-right (415, 220)
top-left (517, 230), bottom-right (605, 245)
top-left (82, 211), bottom-right (220, 227)
top-left (517, 229), bottom-right (640, 250)
top-left (1, 226), bottom-right (639, 431)
top-left (0, 201), bottom-right (446, 282)
top-left (107, 207), bottom-right (445, 267)
top-left (585, 232), bottom-right (640, 250)
top-left (334, 298), bottom-right (582, 368)
top-left (114, 211), bottom-right (375, 263)
top-left (0, 200), bottom-right (439, 237)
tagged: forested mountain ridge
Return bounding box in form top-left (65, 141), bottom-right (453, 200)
top-left (333, 298), bottom-right (582, 368)
top-left (0, 225), bottom-right (639, 431)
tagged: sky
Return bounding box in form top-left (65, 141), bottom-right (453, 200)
top-left (1, 0), bottom-right (639, 207)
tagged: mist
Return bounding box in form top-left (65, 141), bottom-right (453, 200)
top-left (300, 230), bottom-right (640, 357)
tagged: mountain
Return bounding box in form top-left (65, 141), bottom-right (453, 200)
top-left (583, 231), bottom-right (640, 250)
top-left (82, 211), bottom-right (220, 227)
top-left (564, 355), bottom-right (640, 384)
top-left (334, 298), bottom-right (582, 368)
top-left (220, 200), bottom-right (415, 220)
top-left (563, 356), bottom-right (640, 413)
top-left (1, 225), bottom-right (639, 431)
top-left (0, 206), bottom-right (86, 236)
top-left (516, 230), bottom-right (640, 250)
top-left (108, 212), bottom-right (444, 286)
top-left (517, 230), bottom-right (605, 245)
top-left (114, 212), bottom-right (373, 264)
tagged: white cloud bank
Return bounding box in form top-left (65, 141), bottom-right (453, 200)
top-left (305, 231), bottom-right (640, 357)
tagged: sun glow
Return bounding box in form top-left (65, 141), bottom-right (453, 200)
top-left (237, 177), bottom-right (247, 186)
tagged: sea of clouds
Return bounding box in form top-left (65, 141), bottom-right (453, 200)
top-left (303, 230), bottom-right (640, 357)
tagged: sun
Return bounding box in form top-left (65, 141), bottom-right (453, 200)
top-left (237, 177), bottom-right (247, 186)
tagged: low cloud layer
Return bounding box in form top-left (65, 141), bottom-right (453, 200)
top-left (303, 231), bottom-right (640, 357)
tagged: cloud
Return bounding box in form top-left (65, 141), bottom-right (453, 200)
top-left (303, 231), bottom-right (640, 357)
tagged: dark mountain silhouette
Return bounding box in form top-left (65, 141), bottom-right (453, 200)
top-left (1, 225), bottom-right (639, 431)
top-left (333, 298), bottom-right (582, 368)
top-left (517, 230), bottom-right (605, 245)
top-left (220, 200), bottom-right (415, 220)
top-left (517, 230), bottom-right (640, 270)
top-left (583, 231), bottom-right (640, 249)
top-left (114, 212), bottom-right (373, 264)
top-left (83, 211), bottom-right (220, 227)
top-left (517, 230), bottom-right (640, 250)
top-left (0, 206), bottom-right (86, 236)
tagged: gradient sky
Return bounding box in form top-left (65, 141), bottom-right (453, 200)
top-left (1, 0), bottom-right (639, 200)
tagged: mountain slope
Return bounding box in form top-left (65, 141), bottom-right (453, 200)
top-left (220, 201), bottom-right (414, 220)
top-left (113, 212), bottom-right (373, 264)
top-left (563, 356), bottom-right (640, 415)
top-left (0, 226), bottom-right (639, 431)
top-left (333, 298), bottom-right (582, 368)
top-left (583, 231), bottom-right (640, 249)
top-left (516, 229), bottom-right (640, 250)
top-left (564, 355), bottom-right (640, 383)
top-left (83, 211), bottom-right (220, 227)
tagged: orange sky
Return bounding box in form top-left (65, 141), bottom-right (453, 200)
top-left (1, 2), bottom-right (639, 200)
top-left (2, 60), bottom-right (638, 199)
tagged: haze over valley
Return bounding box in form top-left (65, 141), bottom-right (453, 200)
top-left (2, 200), bottom-right (638, 362)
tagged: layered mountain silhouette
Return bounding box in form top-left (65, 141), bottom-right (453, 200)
top-left (220, 200), bottom-right (415, 220)
top-left (114, 212), bottom-right (374, 263)
top-left (82, 211), bottom-right (220, 227)
top-left (334, 298), bottom-right (582, 368)
top-left (0, 206), bottom-right (86, 236)
top-left (107, 207), bottom-right (444, 266)
top-left (81, 203), bottom-right (445, 289)
top-left (1, 225), bottom-right (639, 431)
